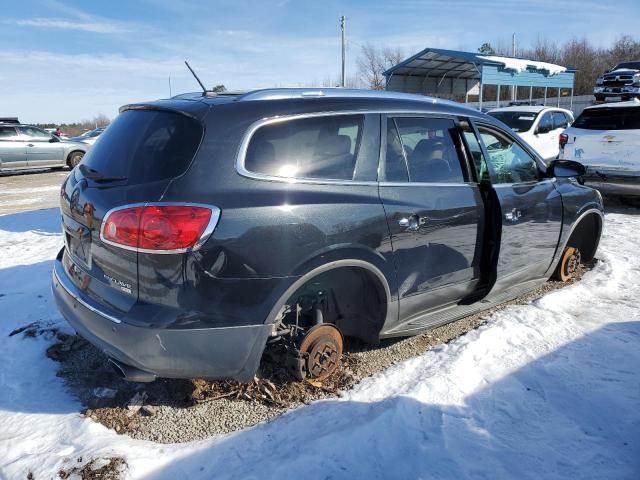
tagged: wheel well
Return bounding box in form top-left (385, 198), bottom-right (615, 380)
top-left (66, 150), bottom-right (84, 166)
top-left (281, 266), bottom-right (388, 345)
top-left (566, 213), bottom-right (602, 262)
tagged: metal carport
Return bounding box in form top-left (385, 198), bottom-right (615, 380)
top-left (383, 48), bottom-right (576, 109)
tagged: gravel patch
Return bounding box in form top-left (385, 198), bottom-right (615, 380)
top-left (43, 266), bottom-right (589, 444)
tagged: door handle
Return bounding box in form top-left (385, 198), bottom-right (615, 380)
top-left (27, 143), bottom-right (35, 147)
top-left (399, 215), bottom-right (421, 231)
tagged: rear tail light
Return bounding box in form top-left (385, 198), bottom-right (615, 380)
top-left (101, 204), bottom-right (219, 253)
top-left (559, 133), bottom-right (569, 147)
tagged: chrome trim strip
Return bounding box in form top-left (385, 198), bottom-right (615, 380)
top-left (100, 202), bottom-right (221, 255)
top-left (53, 266), bottom-right (122, 324)
top-left (235, 109), bottom-right (467, 186)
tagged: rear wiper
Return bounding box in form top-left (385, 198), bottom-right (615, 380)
top-left (79, 165), bottom-right (127, 183)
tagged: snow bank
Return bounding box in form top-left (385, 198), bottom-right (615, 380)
top-left (0, 208), bottom-right (638, 479)
top-left (478, 56), bottom-right (567, 76)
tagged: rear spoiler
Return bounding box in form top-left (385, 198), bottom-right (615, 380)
top-left (119, 100), bottom-right (209, 122)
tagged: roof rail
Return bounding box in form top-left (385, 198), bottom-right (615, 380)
top-left (235, 88), bottom-right (441, 103)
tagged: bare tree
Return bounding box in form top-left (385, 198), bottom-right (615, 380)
top-left (357, 43), bottom-right (404, 90)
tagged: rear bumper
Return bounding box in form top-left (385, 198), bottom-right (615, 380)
top-left (52, 255), bottom-right (271, 381)
top-left (583, 169), bottom-right (640, 197)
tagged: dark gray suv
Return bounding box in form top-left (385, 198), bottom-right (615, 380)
top-left (52, 88), bottom-right (603, 383)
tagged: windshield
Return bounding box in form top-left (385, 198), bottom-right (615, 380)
top-left (80, 109), bottom-right (203, 184)
top-left (572, 107), bottom-right (640, 130)
top-left (613, 62), bottom-right (640, 70)
top-left (488, 111), bottom-right (539, 132)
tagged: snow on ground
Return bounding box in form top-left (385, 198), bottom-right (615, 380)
top-left (0, 208), bottom-right (638, 480)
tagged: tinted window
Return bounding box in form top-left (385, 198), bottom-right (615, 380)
top-left (552, 111), bottom-right (569, 129)
top-left (572, 107), bottom-right (640, 130)
top-left (392, 117), bottom-right (465, 183)
top-left (81, 110), bottom-right (203, 184)
top-left (613, 62), bottom-right (640, 70)
top-left (488, 111), bottom-right (538, 132)
top-left (0, 126), bottom-right (18, 139)
top-left (478, 126), bottom-right (539, 184)
top-left (18, 126), bottom-right (51, 140)
top-left (537, 113), bottom-right (553, 132)
top-left (245, 115), bottom-right (362, 180)
top-left (383, 119), bottom-right (409, 182)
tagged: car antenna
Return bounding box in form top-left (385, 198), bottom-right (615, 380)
top-left (184, 60), bottom-right (213, 96)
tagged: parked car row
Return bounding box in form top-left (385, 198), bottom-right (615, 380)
top-left (0, 123), bottom-right (89, 172)
top-left (51, 88), bottom-right (603, 383)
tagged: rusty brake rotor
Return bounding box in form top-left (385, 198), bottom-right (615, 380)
top-left (297, 323), bottom-right (343, 381)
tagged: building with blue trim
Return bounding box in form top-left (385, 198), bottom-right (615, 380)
top-left (383, 48), bottom-right (576, 109)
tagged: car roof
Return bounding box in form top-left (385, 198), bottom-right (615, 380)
top-left (583, 98), bottom-right (640, 110)
top-left (488, 105), bottom-right (570, 114)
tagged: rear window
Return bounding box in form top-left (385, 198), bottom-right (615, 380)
top-left (487, 111), bottom-right (538, 132)
top-left (572, 107), bottom-right (640, 131)
top-left (244, 115), bottom-right (363, 180)
top-left (81, 109), bottom-right (203, 184)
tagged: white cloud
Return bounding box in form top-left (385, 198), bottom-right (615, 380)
top-left (13, 17), bottom-right (136, 33)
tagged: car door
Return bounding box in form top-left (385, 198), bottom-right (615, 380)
top-left (378, 115), bottom-right (485, 325)
top-left (18, 126), bottom-right (64, 167)
top-left (0, 125), bottom-right (27, 170)
top-left (472, 122), bottom-right (563, 291)
top-left (532, 111), bottom-right (555, 159)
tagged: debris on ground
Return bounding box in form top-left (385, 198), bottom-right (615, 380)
top-left (58, 457), bottom-right (127, 480)
top-left (43, 264), bottom-right (591, 444)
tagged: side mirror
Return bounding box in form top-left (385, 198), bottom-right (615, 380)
top-left (604, 69), bottom-right (611, 74)
top-left (536, 124), bottom-right (551, 134)
top-left (547, 159), bottom-right (586, 178)
top-left (49, 136), bottom-right (60, 143)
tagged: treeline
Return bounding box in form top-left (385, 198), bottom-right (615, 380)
top-left (35, 113), bottom-right (110, 137)
top-left (357, 35), bottom-right (640, 96)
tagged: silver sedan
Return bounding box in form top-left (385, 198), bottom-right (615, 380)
top-left (0, 124), bottom-right (89, 172)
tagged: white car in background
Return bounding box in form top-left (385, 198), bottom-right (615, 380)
top-left (560, 99), bottom-right (640, 197)
top-left (488, 106), bottom-right (574, 161)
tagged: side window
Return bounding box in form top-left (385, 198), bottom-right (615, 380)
top-left (392, 117), bottom-right (465, 183)
top-left (244, 114), bottom-right (363, 180)
top-left (18, 126), bottom-right (51, 140)
top-left (0, 126), bottom-right (18, 139)
top-left (552, 112), bottom-right (569, 129)
top-left (537, 113), bottom-right (553, 133)
top-left (383, 119), bottom-right (409, 182)
top-left (459, 120), bottom-right (489, 182)
top-left (477, 126), bottom-right (539, 184)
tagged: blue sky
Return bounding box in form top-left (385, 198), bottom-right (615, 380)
top-left (1, 0), bottom-right (638, 123)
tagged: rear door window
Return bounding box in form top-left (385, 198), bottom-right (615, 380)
top-left (244, 114), bottom-right (363, 180)
top-left (552, 112), bottom-right (569, 129)
top-left (0, 126), bottom-right (19, 139)
top-left (81, 109), bottom-right (203, 184)
top-left (572, 107), bottom-right (640, 130)
top-left (384, 117), bottom-right (465, 183)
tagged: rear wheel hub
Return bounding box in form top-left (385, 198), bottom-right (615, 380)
top-left (297, 324), bottom-right (343, 380)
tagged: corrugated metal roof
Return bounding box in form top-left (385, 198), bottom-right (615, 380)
top-left (383, 47), bottom-right (576, 80)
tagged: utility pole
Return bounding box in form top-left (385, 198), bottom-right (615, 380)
top-left (511, 32), bottom-right (517, 101)
top-left (340, 15), bottom-right (346, 88)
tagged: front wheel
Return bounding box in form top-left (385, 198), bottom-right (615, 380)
top-left (67, 151), bottom-right (84, 168)
top-left (554, 247), bottom-right (582, 282)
